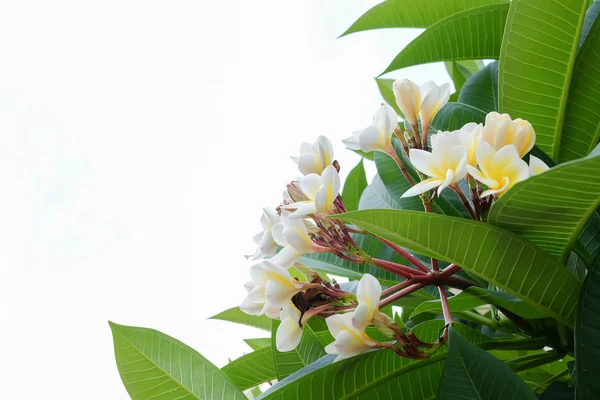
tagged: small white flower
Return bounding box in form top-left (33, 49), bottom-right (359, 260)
top-left (283, 165), bottom-right (340, 219)
top-left (481, 112), bottom-right (536, 157)
top-left (393, 79), bottom-right (421, 129)
top-left (455, 123), bottom-right (482, 167)
top-left (324, 312), bottom-right (378, 362)
top-left (251, 207), bottom-right (281, 260)
top-left (276, 303), bottom-right (305, 352)
top-left (419, 81), bottom-right (450, 130)
top-left (291, 135), bottom-right (334, 175)
top-left (351, 274), bottom-right (382, 331)
top-left (466, 142), bottom-right (530, 198)
top-left (529, 155), bottom-right (550, 176)
top-left (343, 104), bottom-right (398, 153)
top-left (401, 131), bottom-right (468, 198)
top-left (272, 212), bottom-right (326, 256)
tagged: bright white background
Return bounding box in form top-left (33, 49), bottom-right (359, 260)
top-left (0, 1), bottom-right (447, 398)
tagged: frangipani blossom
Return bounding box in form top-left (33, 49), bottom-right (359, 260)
top-left (272, 211), bottom-right (328, 257)
top-left (482, 112), bottom-right (536, 157)
top-left (343, 104), bottom-right (397, 153)
top-left (352, 274), bottom-right (382, 331)
top-left (255, 260), bottom-right (304, 309)
top-left (240, 280), bottom-right (281, 319)
top-left (402, 131), bottom-right (468, 198)
top-left (276, 303), bottom-right (305, 352)
top-left (455, 123), bottom-right (482, 167)
top-left (393, 79), bottom-right (421, 129)
top-left (251, 207), bottom-right (281, 260)
top-left (466, 142), bottom-right (530, 198)
top-left (325, 312), bottom-right (378, 362)
top-left (419, 81), bottom-right (450, 130)
top-left (291, 135), bottom-right (334, 175)
top-left (283, 165), bottom-right (340, 219)
top-left (529, 155), bottom-right (550, 176)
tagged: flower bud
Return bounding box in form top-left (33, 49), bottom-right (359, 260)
top-left (511, 118), bottom-right (536, 157)
top-left (419, 81), bottom-right (450, 130)
top-left (393, 79), bottom-right (421, 129)
top-left (292, 135), bottom-right (334, 176)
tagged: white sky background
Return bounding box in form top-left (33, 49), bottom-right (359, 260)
top-left (0, 1), bottom-right (448, 398)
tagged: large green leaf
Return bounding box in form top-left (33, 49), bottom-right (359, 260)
top-left (375, 78), bottom-right (403, 116)
top-left (430, 102), bottom-right (487, 132)
top-left (243, 338), bottom-right (271, 351)
top-left (342, 159), bottom-right (367, 212)
top-left (410, 287), bottom-right (547, 320)
top-left (336, 210), bottom-right (581, 326)
top-left (498, 0), bottom-right (588, 160)
top-left (575, 254), bottom-right (600, 398)
top-left (109, 322), bottom-right (246, 400)
top-left (258, 321), bottom-right (489, 400)
top-left (488, 153), bottom-right (600, 263)
top-left (271, 319), bottom-right (326, 380)
top-left (380, 4), bottom-right (509, 75)
top-left (222, 347), bottom-right (276, 390)
top-left (209, 307), bottom-right (271, 332)
top-left (458, 61), bottom-right (499, 113)
top-left (559, 5), bottom-right (600, 162)
top-left (437, 326), bottom-right (536, 399)
top-left (445, 60), bottom-right (484, 100)
top-left (340, 0), bottom-right (509, 36)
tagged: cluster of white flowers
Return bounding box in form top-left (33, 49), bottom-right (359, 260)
top-left (404, 111), bottom-right (548, 199)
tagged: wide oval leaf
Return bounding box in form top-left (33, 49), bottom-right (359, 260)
top-left (559, 5), bottom-right (600, 162)
top-left (458, 61), bottom-right (499, 113)
top-left (222, 346), bottom-right (276, 390)
top-left (341, 159), bottom-right (367, 212)
top-left (488, 153), bottom-right (600, 264)
top-left (498, 0), bottom-right (588, 160)
top-left (336, 210), bottom-right (581, 326)
top-left (380, 4), bottom-right (509, 75)
top-left (340, 0), bottom-right (509, 36)
top-left (574, 254), bottom-right (600, 398)
top-left (109, 322), bottom-right (246, 400)
top-left (437, 326), bottom-right (536, 399)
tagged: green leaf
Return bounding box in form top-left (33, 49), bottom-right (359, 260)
top-left (342, 159), bottom-right (367, 212)
top-left (575, 254), bottom-right (600, 398)
top-left (209, 307), bottom-right (271, 332)
top-left (340, 0), bottom-right (509, 36)
top-left (578, 0), bottom-right (600, 51)
top-left (350, 149), bottom-right (375, 161)
top-left (380, 4), bottom-right (509, 75)
top-left (243, 338), bottom-right (271, 351)
top-left (410, 287), bottom-right (547, 320)
top-left (430, 102), bottom-right (488, 132)
top-left (336, 210), bottom-right (581, 326)
top-left (437, 326), bottom-right (537, 399)
top-left (538, 381), bottom-right (575, 399)
top-left (271, 319), bottom-right (326, 380)
top-left (458, 61), bottom-right (499, 113)
top-left (559, 5), bottom-right (600, 162)
top-left (488, 153), bottom-right (600, 263)
top-left (375, 78), bottom-right (403, 116)
top-left (259, 321), bottom-right (489, 400)
top-left (445, 60), bottom-right (483, 96)
top-left (109, 321), bottom-right (246, 400)
top-left (498, 0), bottom-right (588, 160)
top-left (222, 347), bottom-right (276, 391)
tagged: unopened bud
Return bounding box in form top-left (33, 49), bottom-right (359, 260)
top-left (333, 160), bottom-right (340, 173)
top-left (286, 182), bottom-right (309, 202)
top-left (372, 312), bottom-right (404, 339)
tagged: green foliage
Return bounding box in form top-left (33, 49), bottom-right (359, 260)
top-left (375, 78), bottom-right (403, 116)
top-left (109, 322), bottom-right (246, 400)
top-left (437, 326), bottom-right (536, 399)
top-left (575, 254), bottom-right (600, 398)
top-left (498, 0), bottom-right (588, 160)
top-left (243, 338), bottom-right (271, 350)
top-left (458, 61), bottom-right (499, 112)
top-left (337, 210), bottom-right (580, 326)
top-left (222, 347), bottom-right (276, 390)
top-left (380, 4), bottom-right (509, 75)
top-left (209, 307), bottom-right (271, 331)
top-left (341, 159), bottom-right (367, 212)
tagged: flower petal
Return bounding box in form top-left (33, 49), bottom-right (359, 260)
top-left (393, 79), bottom-right (421, 127)
top-left (401, 178), bottom-right (444, 198)
top-left (342, 132), bottom-right (361, 150)
top-left (408, 149), bottom-right (440, 178)
top-left (529, 155), bottom-right (549, 176)
top-left (358, 124), bottom-right (387, 153)
top-left (276, 316), bottom-right (303, 352)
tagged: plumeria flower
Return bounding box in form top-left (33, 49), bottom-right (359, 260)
top-left (240, 280), bottom-right (282, 319)
top-left (343, 104), bottom-right (397, 153)
top-left (276, 302), bottom-right (305, 352)
top-left (247, 259), bottom-right (304, 310)
top-left (455, 123), bottom-right (483, 167)
top-left (481, 112), bottom-right (536, 157)
top-left (291, 135), bottom-right (334, 175)
top-left (393, 79), bottom-right (421, 129)
top-left (529, 155), bottom-right (550, 176)
top-left (352, 274), bottom-right (382, 331)
top-left (251, 207), bottom-right (281, 260)
top-left (401, 131), bottom-right (468, 198)
top-left (283, 165), bottom-right (340, 219)
top-left (419, 81), bottom-right (450, 132)
top-left (271, 212), bottom-right (329, 262)
top-left (325, 312), bottom-right (378, 362)
top-left (467, 141), bottom-right (530, 198)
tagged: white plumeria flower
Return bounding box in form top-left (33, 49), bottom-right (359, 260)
top-left (455, 123), bottom-right (483, 167)
top-left (272, 212), bottom-right (328, 258)
top-left (352, 274), bottom-right (382, 331)
top-left (283, 165), bottom-right (340, 219)
top-left (324, 312), bottom-right (378, 362)
top-left (291, 135), bottom-right (334, 175)
top-left (255, 259), bottom-right (304, 309)
top-left (467, 142), bottom-right (530, 198)
top-left (529, 155), bottom-right (550, 176)
top-left (342, 104), bottom-right (398, 153)
top-left (393, 79), bottom-right (421, 129)
top-left (402, 131), bottom-right (468, 198)
top-left (419, 81), bottom-right (450, 131)
top-left (251, 207), bottom-right (281, 260)
top-left (240, 280), bottom-right (281, 319)
top-left (276, 302), bottom-right (305, 352)
top-left (481, 112), bottom-right (536, 157)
